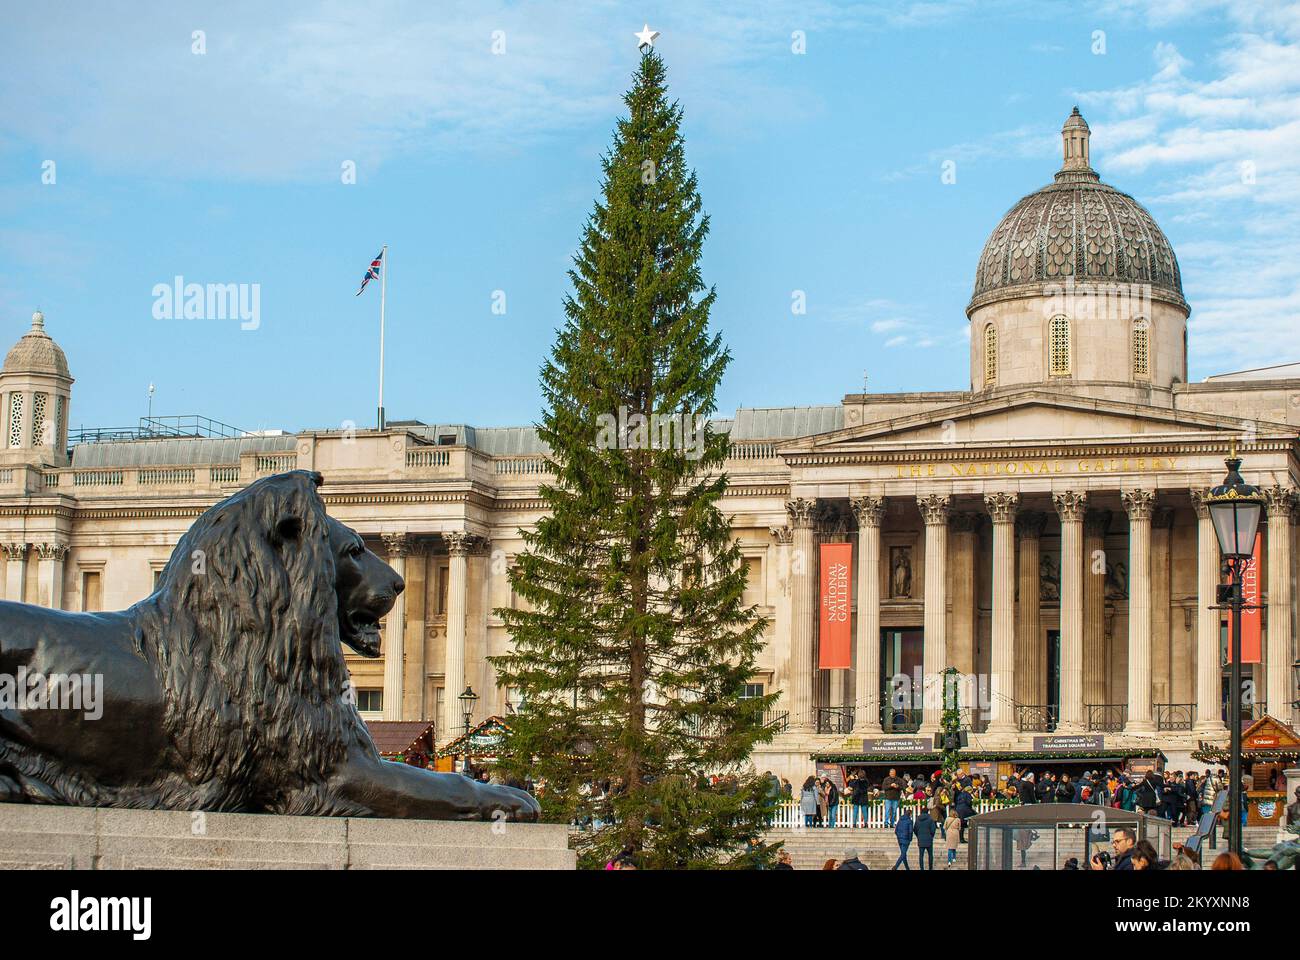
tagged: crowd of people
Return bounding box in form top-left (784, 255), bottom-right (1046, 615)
top-left (791, 765), bottom-right (1244, 831)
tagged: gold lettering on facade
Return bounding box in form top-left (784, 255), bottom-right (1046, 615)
top-left (889, 455), bottom-right (1176, 479)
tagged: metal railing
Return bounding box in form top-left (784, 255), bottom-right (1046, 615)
top-left (1017, 704), bottom-right (1058, 732)
top-left (1156, 703), bottom-right (1196, 731)
top-left (763, 709), bottom-right (789, 733)
top-left (1087, 703), bottom-right (1128, 732)
top-left (816, 707), bottom-right (855, 735)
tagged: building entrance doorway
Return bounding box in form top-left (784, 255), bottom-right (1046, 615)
top-left (881, 627), bottom-right (923, 732)
top-left (1046, 630), bottom-right (1061, 731)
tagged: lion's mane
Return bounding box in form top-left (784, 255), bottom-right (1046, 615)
top-left (126, 470), bottom-right (367, 812)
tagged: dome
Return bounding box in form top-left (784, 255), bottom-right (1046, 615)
top-left (967, 108), bottom-right (1186, 315)
top-left (3, 311), bottom-right (71, 379)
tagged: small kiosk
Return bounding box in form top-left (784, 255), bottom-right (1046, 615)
top-left (967, 802), bottom-right (1172, 870)
top-left (364, 720), bottom-right (438, 767)
top-left (1192, 715), bottom-right (1300, 827)
top-left (435, 715), bottom-right (515, 775)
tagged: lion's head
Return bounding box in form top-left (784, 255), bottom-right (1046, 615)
top-left (137, 469), bottom-right (387, 801)
top-left (327, 515), bottom-right (404, 658)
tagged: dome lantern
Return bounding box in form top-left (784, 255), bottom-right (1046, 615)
top-left (1058, 106), bottom-right (1097, 181)
top-left (0, 310), bottom-right (74, 467)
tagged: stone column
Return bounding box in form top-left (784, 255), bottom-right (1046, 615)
top-left (380, 534), bottom-right (409, 721)
top-left (3, 542), bottom-right (28, 604)
top-left (1265, 486), bottom-right (1296, 726)
top-left (1083, 511), bottom-right (1109, 707)
top-left (786, 498), bottom-right (818, 733)
top-left (770, 524), bottom-right (794, 715)
top-left (985, 492), bottom-right (1019, 737)
top-left (948, 513), bottom-right (980, 676)
top-left (1191, 489), bottom-right (1227, 734)
top-left (404, 541), bottom-right (429, 720)
top-left (1053, 491), bottom-right (1088, 733)
top-left (443, 532), bottom-right (474, 738)
top-left (1122, 490), bottom-right (1156, 734)
top-left (1015, 512), bottom-right (1046, 709)
top-left (850, 496), bottom-right (884, 734)
top-left (35, 542), bottom-right (69, 609)
top-left (917, 494), bottom-right (951, 734)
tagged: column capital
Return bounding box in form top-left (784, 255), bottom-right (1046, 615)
top-left (785, 497), bottom-right (819, 530)
top-left (917, 493), bottom-right (951, 526)
top-left (2, 541), bottom-right (28, 560)
top-left (769, 524), bottom-right (794, 545)
top-left (1264, 484), bottom-right (1298, 519)
top-left (381, 532), bottom-right (410, 558)
top-left (1121, 489), bottom-right (1156, 521)
top-left (950, 511), bottom-right (983, 533)
top-left (1052, 490), bottom-right (1088, 522)
top-left (1190, 487), bottom-right (1213, 519)
top-left (1015, 510), bottom-right (1048, 538)
top-left (849, 495), bottom-right (885, 528)
top-left (444, 531), bottom-right (478, 557)
top-left (35, 542), bottom-right (69, 562)
top-left (983, 491), bottom-right (1020, 524)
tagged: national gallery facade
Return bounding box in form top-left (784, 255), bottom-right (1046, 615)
top-left (2, 110), bottom-right (1297, 779)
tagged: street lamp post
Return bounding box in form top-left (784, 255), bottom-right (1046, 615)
top-left (1205, 447), bottom-right (1265, 858)
top-left (457, 685), bottom-right (479, 777)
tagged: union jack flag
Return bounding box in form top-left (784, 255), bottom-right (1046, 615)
top-left (356, 248), bottom-right (384, 296)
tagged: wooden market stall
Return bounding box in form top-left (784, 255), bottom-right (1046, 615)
top-left (1192, 715), bottom-right (1300, 827)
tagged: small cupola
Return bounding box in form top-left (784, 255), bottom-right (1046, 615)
top-left (0, 311), bottom-right (74, 466)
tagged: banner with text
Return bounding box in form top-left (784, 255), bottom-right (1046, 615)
top-left (1227, 531), bottom-right (1262, 663)
top-left (819, 542), bottom-right (853, 669)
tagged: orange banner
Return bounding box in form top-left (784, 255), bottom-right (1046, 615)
top-left (819, 543), bottom-right (853, 670)
top-left (1228, 531), bottom-right (1262, 664)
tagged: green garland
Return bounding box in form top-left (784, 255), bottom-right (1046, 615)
top-left (939, 667), bottom-right (962, 779)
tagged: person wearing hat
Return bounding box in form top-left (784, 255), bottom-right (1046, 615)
top-left (837, 847), bottom-right (869, 870)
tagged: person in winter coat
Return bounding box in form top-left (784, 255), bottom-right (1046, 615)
top-left (892, 810), bottom-right (914, 870)
top-left (1055, 774), bottom-right (1074, 804)
top-left (944, 810), bottom-right (962, 867)
top-left (823, 777), bottom-right (840, 828)
top-left (1036, 773), bottom-right (1056, 804)
top-left (837, 847), bottom-right (869, 871)
top-left (799, 776), bottom-right (818, 828)
top-left (913, 808), bottom-right (938, 870)
top-left (849, 770), bottom-right (872, 827)
top-left (880, 768), bottom-right (905, 828)
top-left (952, 787), bottom-right (975, 843)
top-left (1014, 771), bottom-right (1037, 804)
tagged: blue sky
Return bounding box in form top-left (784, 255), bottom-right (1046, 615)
top-left (2, 1), bottom-right (1298, 434)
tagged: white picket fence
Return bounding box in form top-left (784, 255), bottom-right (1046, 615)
top-left (770, 798), bottom-right (1011, 830)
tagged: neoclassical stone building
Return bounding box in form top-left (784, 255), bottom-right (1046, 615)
top-left (2, 110), bottom-right (1297, 780)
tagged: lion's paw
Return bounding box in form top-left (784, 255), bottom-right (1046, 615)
top-left (478, 783), bottom-right (541, 823)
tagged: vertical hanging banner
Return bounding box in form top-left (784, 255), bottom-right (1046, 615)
top-left (1228, 531), bottom-right (1263, 663)
top-left (819, 543), bottom-right (853, 669)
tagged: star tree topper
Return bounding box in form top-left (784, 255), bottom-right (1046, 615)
top-left (635, 23), bottom-right (660, 50)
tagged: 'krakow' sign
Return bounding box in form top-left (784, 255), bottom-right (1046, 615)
top-left (890, 456), bottom-right (1178, 480)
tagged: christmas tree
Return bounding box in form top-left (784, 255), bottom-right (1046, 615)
top-left (492, 47), bottom-right (778, 869)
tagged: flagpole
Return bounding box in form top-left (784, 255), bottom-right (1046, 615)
top-left (378, 243), bottom-right (387, 430)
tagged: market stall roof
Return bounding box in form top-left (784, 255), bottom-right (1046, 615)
top-left (436, 716), bottom-right (513, 759)
top-left (1193, 715), bottom-right (1300, 763)
top-left (365, 720), bottom-right (437, 757)
top-left (969, 802), bottom-right (1148, 826)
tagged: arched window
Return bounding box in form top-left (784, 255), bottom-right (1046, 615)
top-left (1048, 315), bottom-right (1071, 377)
top-left (984, 323), bottom-right (998, 385)
top-left (1132, 318), bottom-right (1151, 380)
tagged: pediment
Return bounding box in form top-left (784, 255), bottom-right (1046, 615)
top-left (787, 390), bottom-right (1278, 453)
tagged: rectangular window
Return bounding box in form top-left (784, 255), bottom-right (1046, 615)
top-left (356, 689), bottom-right (383, 713)
top-left (741, 683), bottom-right (765, 699)
top-left (1049, 317), bottom-right (1071, 376)
top-left (81, 571), bottom-right (102, 612)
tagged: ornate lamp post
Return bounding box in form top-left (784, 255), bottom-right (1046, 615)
top-left (457, 685), bottom-right (479, 777)
top-left (1205, 448), bottom-right (1264, 857)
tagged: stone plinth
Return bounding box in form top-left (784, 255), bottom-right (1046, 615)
top-left (0, 803), bottom-right (575, 870)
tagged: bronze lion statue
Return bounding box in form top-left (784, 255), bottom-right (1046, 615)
top-left (0, 470), bottom-right (538, 821)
